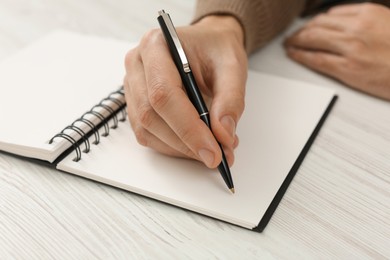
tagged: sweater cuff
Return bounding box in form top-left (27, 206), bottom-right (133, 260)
top-left (192, 0), bottom-right (257, 53)
top-left (192, 0), bottom-right (305, 54)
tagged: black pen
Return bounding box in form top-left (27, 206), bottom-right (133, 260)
top-left (157, 10), bottom-right (234, 194)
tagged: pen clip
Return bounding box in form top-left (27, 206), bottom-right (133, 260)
top-left (158, 10), bottom-right (190, 73)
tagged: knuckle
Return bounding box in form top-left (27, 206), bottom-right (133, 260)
top-left (302, 28), bottom-right (318, 42)
top-left (311, 13), bottom-right (326, 25)
top-left (148, 80), bottom-right (170, 110)
top-left (124, 48), bottom-right (137, 69)
top-left (133, 126), bottom-right (149, 147)
top-left (352, 20), bottom-right (367, 31)
top-left (350, 13), bottom-right (375, 32)
top-left (140, 29), bottom-right (164, 49)
top-left (137, 104), bottom-right (155, 129)
top-left (348, 40), bottom-right (366, 54)
top-left (360, 2), bottom-right (377, 13)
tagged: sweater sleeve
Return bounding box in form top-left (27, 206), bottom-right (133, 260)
top-left (192, 0), bottom-right (306, 54)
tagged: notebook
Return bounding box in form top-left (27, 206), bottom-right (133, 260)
top-left (0, 30), bottom-right (337, 232)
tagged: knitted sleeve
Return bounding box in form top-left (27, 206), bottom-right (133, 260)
top-left (192, 0), bottom-right (307, 54)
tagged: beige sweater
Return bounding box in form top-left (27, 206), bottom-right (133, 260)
top-left (193, 0), bottom-right (390, 54)
top-left (193, 0), bottom-right (307, 53)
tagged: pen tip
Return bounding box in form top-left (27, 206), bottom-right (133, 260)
top-left (230, 188), bottom-right (235, 194)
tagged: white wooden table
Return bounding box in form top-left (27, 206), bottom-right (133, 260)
top-left (1, 0), bottom-right (389, 259)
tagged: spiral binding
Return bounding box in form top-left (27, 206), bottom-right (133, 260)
top-left (49, 87), bottom-right (126, 162)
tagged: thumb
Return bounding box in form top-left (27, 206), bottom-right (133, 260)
top-left (209, 66), bottom-right (247, 152)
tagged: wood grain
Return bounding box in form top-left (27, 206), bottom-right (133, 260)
top-left (0, 0), bottom-right (389, 259)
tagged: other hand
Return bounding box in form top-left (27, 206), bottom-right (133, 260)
top-left (285, 3), bottom-right (390, 100)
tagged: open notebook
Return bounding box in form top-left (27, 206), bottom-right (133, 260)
top-left (0, 31), bottom-right (336, 231)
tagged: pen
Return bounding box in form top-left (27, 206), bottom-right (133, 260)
top-left (157, 9), bottom-right (235, 194)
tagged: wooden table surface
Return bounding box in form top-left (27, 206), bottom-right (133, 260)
top-left (1, 0), bottom-right (389, 259)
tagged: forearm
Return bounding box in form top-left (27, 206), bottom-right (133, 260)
top-left (192, 0), bottom-right (306, 54)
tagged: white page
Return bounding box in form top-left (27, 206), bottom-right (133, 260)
top-left (0, 31), bottom-right (132, 162)
top-left (58, 71), bottom-right (335, 229)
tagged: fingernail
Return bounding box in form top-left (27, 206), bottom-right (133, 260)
top-left (220, 115), bottom-right (236, 140)
top-left (198, 149), bottom-right (215, 168)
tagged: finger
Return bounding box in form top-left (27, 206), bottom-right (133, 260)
top-left (327, 3), bottom-right (363, 15)
top-left (124, 49), bottom-right (196, 159)
top-left (134, 105), bottom-right (197, 159)
top-left (125, 81), bottom-right (189, 158)
top-left (306, 13), bottom-right (355, 31)
top-left (286, 47), bottom-right (347, 81)
top-left (208, 57), bottom-right (247, 149)
top-left (127, 115), bottom-right (191, 159)
top-left (233, 135), bottom-right (239, 149)
top-left (285, 27), bottom-right (350, 55)
top-left (140, 30), bottom-right (222, 168)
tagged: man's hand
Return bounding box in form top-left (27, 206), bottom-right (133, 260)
top-left (285, 3), bottom-right (390, 100)
top-left (124, 15), bottom-right (247, 168)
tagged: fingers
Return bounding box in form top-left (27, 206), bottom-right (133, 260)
top-left (124, 18), bottom-right (248, 168)
top-left (286, 47), bottom-right (347, 81)
top-left (124, 46), bottom-right (198, 162)
top-left (285, 26), bottom-right (352, 55)
top-left (209, 57), bottom-right (247, 147)
top-left (327, 3), bottom-right (364, 15)
top-left (285, 2), bottom-right (390, 101)
top-left (139, 30), bottom-right (222, 168)
top-left (284, 2), bottom-right (375, 86)
top-left (126, 51), bottom-right (197, 158)
top-left (306, 13), bottom-right (353, 31)
top-left (126, 116), bottom-right (191, 159)
top-left (180, 35), bottom-right (246, 167)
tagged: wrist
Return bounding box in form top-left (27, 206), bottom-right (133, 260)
top-left (194, 15), bottom-right (245, 48)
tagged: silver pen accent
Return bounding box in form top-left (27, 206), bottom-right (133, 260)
top-left (158, 10), bottom-right (191, 73)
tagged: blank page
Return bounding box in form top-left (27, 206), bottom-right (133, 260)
top-left (57, 71), bottom-right (335, 229)
top-left (0, 31), bottom-right (131, 162)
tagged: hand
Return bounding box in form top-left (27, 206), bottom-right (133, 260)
top-left (285, 3), bottom-right (390, 100)
top-left (123, 15), bottom-right (247, 168)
